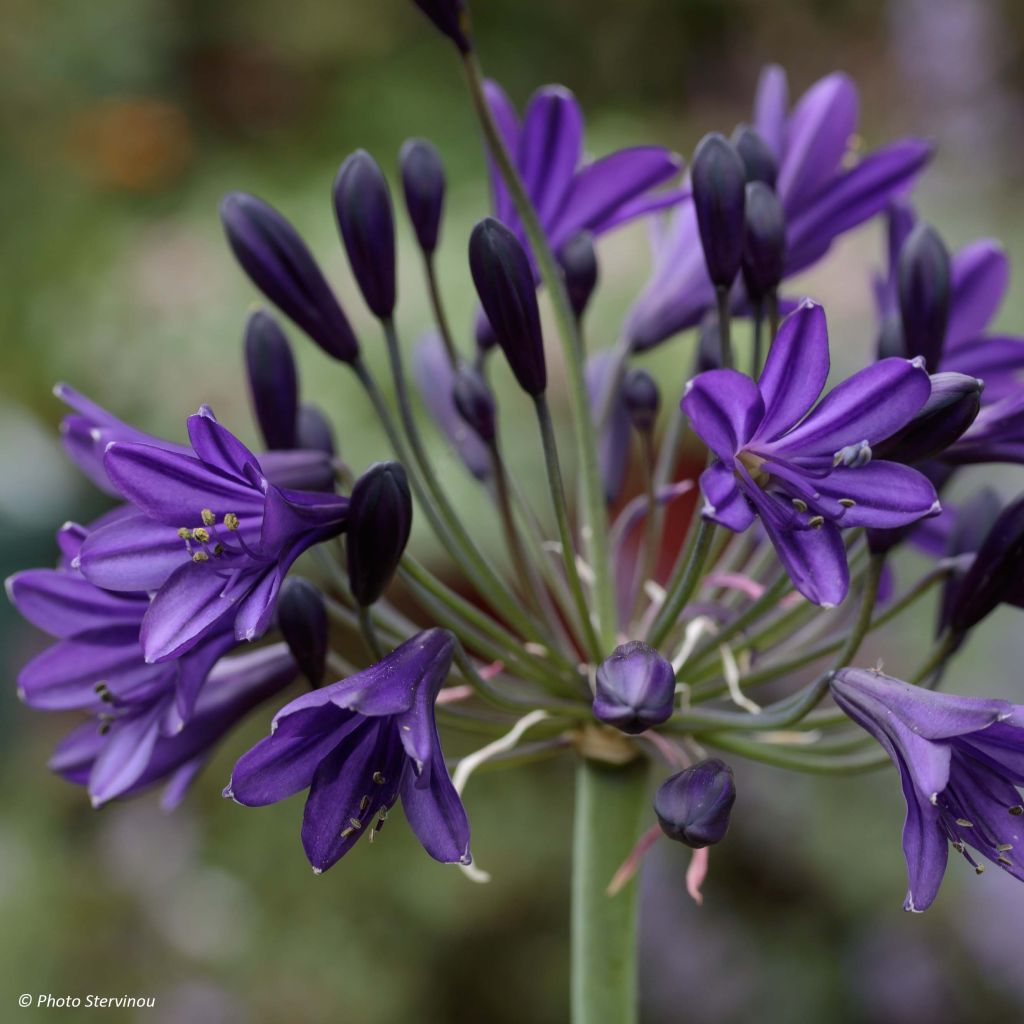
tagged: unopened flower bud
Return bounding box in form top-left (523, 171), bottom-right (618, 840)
top-left (469, 218), bottom-right (546, 396)
top-left (277, 577), bottom-right (329, 687)
top-left (347, 462), bottom-right (414, 606)
top-left (622, 369), bottom-right (660, 433)
top-left (874, 372), bottom-right (983, 464)
top-left (453, 366), bottom-right (497, 444)
top-left (411, 0), bottom-right (471, 53)
top-left (939, 488), bottom-right (1003, 634)
top-left (244, 310), bottom-right (298, 451)
top-left (948, 493), bottom-right (1024, 635)
top-left (731, 124), bottom-right (778, 187)
top-left (400, 138), bottom-right (446, 255)
top-left (593, 641), bottom-right (675, 735)
top-left (691, 133), bottom-right (747, 289)
top-left (334, 151), bottom-right (396, 321)
top-left (558, 233), bottom-right (599, 319)
top-left (898, 223), bottom-right (951, 370)
top-left (654, 759), bottom-right (736, 848)
top-left (741, 181), bottom-right (786, 301)
top-left (296, 404), bottom-right (337, 457)
top-left (220, 192), bottom-right (359, 363)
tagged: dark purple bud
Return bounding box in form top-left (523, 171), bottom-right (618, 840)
top-left (898, 223), bottom-right (951, 370)
top-left (333, 150), bottom-right (396, 321)
top-left (695, 309), bottom-right (721, 373)
top-left (400, 138), bottom-right (446, 255)
top-left (558, 232), bottom-right (599, 320)
top-left (220, 192), bottom-right (359, 363)
top-left (244, 309), bottom-right (298, 450)
top-left (691, 133), bottom-right (747, 289)
top-left (296, 403), bottom-right (336, 457)
top-left (593, 641), bottom-right (675, 735)
top-left (876, 313), bottom-right (905, 360)
top-left (741, 181), bottom-right (786, 301)
top-left (948, 493), bottom-right (1024, 635)
top-left (277, 577), bottom-right (329, 687)
top-left (874, 372), bottom-right (983, 464)
top-left (622, 368), bottom-right (660, 433)
top-left (469, 218), bottom-right (546, 396)
top-left (730, 124), bottom-right (778, 187)
top-left (939, 488), bottom-right (1003, 634)
top-left (348, 462), bottom-right (413, 606)
top-left (654, 758), bottom-right (736, 848)
top-left (411, 0), bottom-right (471, 52)
top-left (453, 366), bottom-right (497, 444)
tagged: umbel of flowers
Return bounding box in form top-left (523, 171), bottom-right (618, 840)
top-left (9, 2), bottom-right (1024, 1021)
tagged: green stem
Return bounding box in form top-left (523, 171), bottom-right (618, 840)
top-left (629, 430), bottom-right (659, 623)
top-left (834, 553), bottom-right (886, 667)
top-left (571, 757), bottom-right (648, 1024)
top-left (357, 604), bottom-right (385, 661)
top-left (534, 394), bottom-right (603, 661)
top-left (715, 286), bottom-right (733, 370)
top-left (911, 629), bottom-right (959, 685)
top-left (647, 518), bottom-right (716, 649)
top-left (423, 253), bottom-right (460, 367)
top-left (751, 301), bottom-right (764, 378)
top-left (461, 51), bottom-right (615, 650)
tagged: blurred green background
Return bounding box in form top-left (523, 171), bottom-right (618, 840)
top-left (3, 1), bottom-right (1024, 1021)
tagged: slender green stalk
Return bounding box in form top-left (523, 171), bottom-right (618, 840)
top-left (629, 431), bottom-right (659, 624)
top-left (911, 629), bottom-right (959, 685)
top-left (715, 286), bottom-right (733, 369)
top-left (834, 553), bottom-right (886, 667)
top-left (703, 732), bottom-right (889, 775)
top-left (751, 301), bottom-right (764, 378)
top-left (534, 394), bottom-right (603, 661)
top-left (647, 519), bottom-right (716, 648)
top-left (571, 758), bottom-right (648, 1024)
top-left (766, 289), bottom-right (780, 342)
top-left (357, 604), bottom-right (385, 661)
top-left (461, 51), bottom-right (616, 650)
top-left (423, 253), bottom-right (459, 366)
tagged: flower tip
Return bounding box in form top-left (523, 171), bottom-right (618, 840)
top-left (3, 575), bottom-right (17, 602)
top-left (312, 866), bottom-right (323, 876)
top-left (820, 602), bottom-right (837, 610)
top-left (16, 686), bottom-right (27, 703)
top-left (929, 499), bottom-right (942, 515)
top-left (52, 381), bottom-right (70, 399)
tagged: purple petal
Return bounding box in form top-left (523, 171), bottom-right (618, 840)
top-left (753, 64), bottom-right (789, 157)
top-left (6, 569), bottom-right (144, 638)
top-left (900, 776), bottom-right (949, 912)
top-left (942, 335), bottom-right (1024, 403)
top-left (259, 449), bottom-right (335, 492)
top-left (589, 185), bottom-right (690, 238)
top-left (484, 79), bottom-right (521, 228)
top-left (519, 86), bottom-right (583, 227)
top-left (103, 442), bottom-right (263, 524)
top-left (699, 462), bottom-right (755, 532)
top-left (752, 301), bottom-right (830, 442)
top-left (947, 240), bottom-right (1009, 347)
top-left (187, 409), bottom-right (263, 481)
top-left (400, 754), bottom-right (471, 864)
top-left (258, 485), bottom-right (348, 552)
top-left (786, 140), bottom-right (933, 274)
top-left (771, 357), bottom-right (930, 457)
top-left (78, 515), bottom-right (191, 592)
top-left (682, 369), bottom-right (764, 461)
top-left (587, 351), bottom-right (632, 504)
top-left (50, 721), bottom-right (106, 783)
top-left (817, 462), bottom-right (940, 528)
top-left (547, 147), bottom-right (683, 251)
top-left (89, 700), bottom-right (167, 806)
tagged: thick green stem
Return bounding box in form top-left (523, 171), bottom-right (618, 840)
top-left (571, 757), bottom-right (648, 1024)
top-left (461, 51), bottom-right (616, 650)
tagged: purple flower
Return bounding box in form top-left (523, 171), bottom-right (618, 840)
top-left (483, 80), bottom-right (684, 261)
top-left (627, 66), bottom-right (932, 350)
top-left (593, 641), bottom-right (675, 735)
top-left (52, 643), bottom-right (296, 810)
top-left (831, 669), bottom-right (1024, 911)
top-left (654, 759), bottom-right (736, 848)
top-left (682, 302), bottom-right (938, 605)
top-left (78, 408), bottom-right (349, 663)
top-left (226, 629), bottom-right (471, 873)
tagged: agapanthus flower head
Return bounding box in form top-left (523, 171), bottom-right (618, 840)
top-left (244, 309), bottom-right (299, 451)
top-left (483, 80), bottom-right (684, 262)
top-left (53, 643), bottom-right (296, 810)
top-left (831, 669), bottom-right (1024, 911)
top-left (453, 365), bottom-right (498, 444)
top-left (690, 132), bottom-right (747, 289)
top-left (276, 577), bottom-right (329, 687)
top-left (626, 65), bottom-right (931, 350)
top-left (898, 222), bottom-right (952, 370)
top-left (593, 641), bottom-right (675, 734)
top-left (469, 217), bottom-right (547, 396)
top-left (411, 0), bottom-right (471, 53)
top-left (558, 232), bottom-right (599, 319)
top-left (682, 301), bottom-right (939, 605)
top-left (220, 192), bottom-right (360, 363)
top-left (78, 407), bottom-right (349, 662)
top-left (346, 462), bottom-right (413, 607)
top-left (227, 629), bottom-right (470, 873)
top-left (399, 137), bottom-right (446, 256)
top-left (654, 759), bottom-right (736, 848)
top-left (334, 150), bottom-right (397, 321)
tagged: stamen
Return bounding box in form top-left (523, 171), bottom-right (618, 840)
top-left (348, 817), bottom-right (362, 829)
top-left (192, 551), bottom-right (210, 563)
top-left (1010, 806), bottom-right (1024, 816)
top-left (976, 864), bottom-right (985, 875)
top-left (999, 855), bottom-right (1014, 867)
top-left (177, 527), bottom-right (192, 540)
top-left (223, 513), bottom-right (240, 531)
top-left (791, 499), bottom-right (808, 513)
top-left (372, 771), bottom-right (386, 785)
top-left (997, 843), bottom-right (1014, 852)
top-left (201, 509), bottom-right (216, 526)
top-left (359, 795), bottom-right (370, 812)
top-left (807, 515), bottom-right (825, 529)
top-left (955, 818), bottom-right (974, 828)
top-left (192, 527), bottom-right (211, 544)
top-left (838, 498), bottom-right (856, 508)
top-left (341, 827), bottom-right (355, 838)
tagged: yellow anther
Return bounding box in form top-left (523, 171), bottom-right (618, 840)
top-left (807, 515), bottom-right (825, 529)
top-left (223, 513), bottom-right (240, 531)
top-left (192, 551), bottom-right (210, 563)
top-left (201, 509), bottom-right (216, 526)
top-left (178, 527), bottom-right (192, 540)
top-left (359, 795), bottom-right (370, 812)
top-left (372, 771), bottom-right (386, 785)
top-left (792, 499), bottom-right (808, 513)
top-left (997, 843), bottom-right (1014, 852)
top-left (955, 818), bottom-right (973, 828)
top-left (349, 817), bottom-right (362, 829)
top-left (192, 527), bottom-right (210, 544)
top-left (838, 498), bottom-right (856, 508)
top-left (341, 827), bottom-right (354, 838)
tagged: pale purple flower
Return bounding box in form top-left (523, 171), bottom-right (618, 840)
top-left (682, 302), bottom-right (938, 605)
top-left (832, 669), bottom-right (1024, 912)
